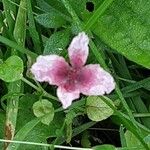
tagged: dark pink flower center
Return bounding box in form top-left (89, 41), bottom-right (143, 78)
top-left (68, 68), bottom-right (79, 80)
top-left (63, 67), bottom-right (80, 92)
top-left (52, 60), bottom-right (94, 93)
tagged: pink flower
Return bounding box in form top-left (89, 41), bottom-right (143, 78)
top-left (31, 32), bottom-right (115, 109)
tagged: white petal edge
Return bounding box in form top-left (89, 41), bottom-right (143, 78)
top-left (68, 32), bottom-right (89, 67)
top-left (57, 86), bottom-right (80, 109)
top-left (31, 55), bottom-right (69, 85)
top-left (80, 64), bottom-right (115, 95)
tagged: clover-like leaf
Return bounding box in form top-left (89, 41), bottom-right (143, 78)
top-left (86, 96), bottom-right (114, 121)
top-left (33, 99), bottom-right (54, 125)
top-left (0, 55), bottom-right (23, 82)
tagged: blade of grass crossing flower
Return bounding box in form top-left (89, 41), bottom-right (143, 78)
top-left (27, 0), bottom-right (42, 54)
top-left (60, 1), bottom-right (148, 149)
top-left (61, 0), bottom-right (133, 122)
top-left (82, 1), bottom-right (147, 135)
top-left (61, 0), bottom-right (107, 69)
top-left (4, 0), bottom-right (26, 149)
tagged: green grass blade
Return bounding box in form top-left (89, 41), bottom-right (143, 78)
top-left (56, 121), bottom-right (96, 145)
top-left (2, 0), bottom-right (16, 34)
top-left (7, 118), bottom-right (40, 150)
top-left (122, 77), bottom-right (150, 93)
top-left (119, 125), bottom-right (127, 147)
top-left (83, 0), bottom-right (114, 31)
top-left (27, 0), bottom-right (42, 54)
top-left (4, 0), bottom-right (26, 149)
top-left (0, 35), bottom-right (37, 58)
top-left (102, 96), bottom-right (149, 150)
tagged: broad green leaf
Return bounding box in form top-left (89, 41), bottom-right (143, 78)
top-left (0, 55), bottom-right (23, 82)
top-left (33, 99), bottom-right (54, 125)
top-left (57, 0), bottom-right (150, 68)
top-left (92, 0), bottom-right (150, 68)
top-left (86, 96), bottom-right (114, 121)
top-left (93, 144), bottom-right (116, 150)
top-left (44, 30), bottom-right (70, 55)
top-left (35, 12), bottom-right (66, 28)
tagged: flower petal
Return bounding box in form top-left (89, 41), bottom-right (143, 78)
top-left (31, 55), bottom-right (69, 86)
top-left (78, 64), bottom-right (115, 95)
top-left (57, 86), bottom-right (80, 109)
top-left (68, 32), bottom-right (89, 68)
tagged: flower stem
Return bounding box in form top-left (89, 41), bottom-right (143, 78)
top-left (0, 139), bottom-right (93, 150)
top-left (133, 113), bottom-right (150, 118)
top-left (21, 77), bottom-right (39, 91)
top-left (21, 77), bottom-right (58, 101)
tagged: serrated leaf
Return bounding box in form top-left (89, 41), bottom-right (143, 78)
top-left (35, 13), bottom-right (66, 28)
top-left (33, 99), bottom-right (54, 125)
top-left (0, 55), bottom-right (23, 82)
top-left (86, 96), bottom-right (114, 121)
top-left (44, 30), bottom-right (70, 55)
